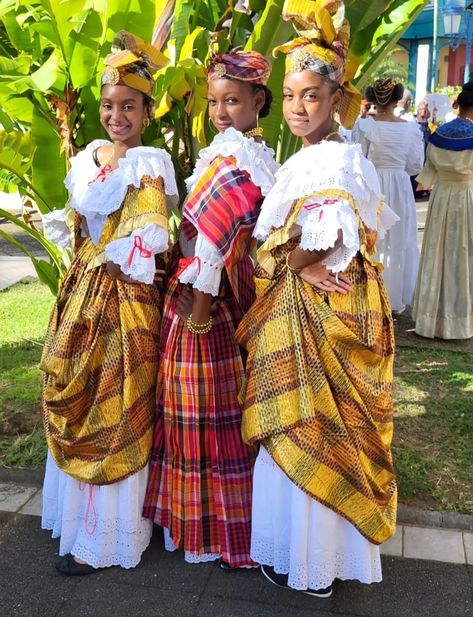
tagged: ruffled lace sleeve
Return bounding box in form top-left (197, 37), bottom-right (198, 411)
top-left (178, 234), bottom-right (224, 296)
top-left (42, 208), bottom-right (72, 249)
top-left (296, 196), bottom-right (359, 273)
top-left (105, 223), bottom-right (168, 284)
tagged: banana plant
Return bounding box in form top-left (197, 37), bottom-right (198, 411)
top-left (0, 0), bottom-right (161, 291)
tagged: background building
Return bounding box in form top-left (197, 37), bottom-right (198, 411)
top-left (398, 1), bottom-right (473, 103)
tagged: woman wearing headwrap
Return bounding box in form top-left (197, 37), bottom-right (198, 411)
top-left (237, 0), bottom-right (398, 596)
top-left (413, 81), bottom-right (473, 339)
top-left (143, 49), bottom-right (279, 568)
top-left (352, 78), bottom-right (424, 313)
top-left (40, 31), bottom-right (178, 574)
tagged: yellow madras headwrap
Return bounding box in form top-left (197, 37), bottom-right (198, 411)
top-left (275, 0), bottom-right (361, 129)
top-left (101, 31), bottom-right (168, 97)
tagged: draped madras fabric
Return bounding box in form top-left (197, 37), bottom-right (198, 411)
top-left (181, 155), bottom-right (263, 312)
top-left (237, 192), bottom-right (397, 546)
top-left (143, 157), bottom-right (264, 567)
top-left (41, 176), bottom-right (167, 485)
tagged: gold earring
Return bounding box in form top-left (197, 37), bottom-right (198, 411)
top-left (143, 117), bottom-right (150, 128)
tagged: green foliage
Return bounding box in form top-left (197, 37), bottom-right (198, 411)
top-left (372, 47), bottom-right (409, 83)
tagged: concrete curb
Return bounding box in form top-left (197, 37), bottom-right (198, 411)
top-left (1, 466), bottom-right (472, 531)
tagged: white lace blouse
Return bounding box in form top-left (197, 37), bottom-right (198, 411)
top-left (177, 128), bottom-right (279, 295)
top-left (254, 140), bottom-right (399, 273)
top-left (42, 140), bottom-right (178, 284)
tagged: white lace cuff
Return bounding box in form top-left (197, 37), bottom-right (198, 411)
top-left (177, 233), bottom-right (224, 296)
top-left (105, 223), bottom-right (168, 284)
top-left (42, 209), bottom-right (71, 249)
top-left (297, 197), bottom-right (359, 273)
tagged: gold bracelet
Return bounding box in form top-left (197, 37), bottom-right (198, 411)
top-left (285, 252), bottom-right (302, 274)
top-left (186, 314), bottom-right (213, 334)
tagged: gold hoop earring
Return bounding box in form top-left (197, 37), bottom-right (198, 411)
top-left (143, 117), bottom-right (150, 128)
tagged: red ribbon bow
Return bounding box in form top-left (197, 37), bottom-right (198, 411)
top-left (176, 255), bottom-right (202, 278)
top-left (127, 235), bottom-right (153, 268)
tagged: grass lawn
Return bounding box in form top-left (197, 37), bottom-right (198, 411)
top-left (0, 280), bottom-right (52, 467)
top-left (393, 347), bottom-right (473, 514)
top-left (0, 280), bottom-right (472, 515)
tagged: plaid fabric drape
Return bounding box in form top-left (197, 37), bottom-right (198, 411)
top-left (41, 178), bottom-right (166, 484)
top-left (143, 255), bottom-right (256, 566)
top-left (237, 200), bottom-right (397, 545)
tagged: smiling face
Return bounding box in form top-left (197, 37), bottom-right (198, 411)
top-left (100, 84), bottom-right (147, 147)
top-left (282, 70), bottom-right (342, 146)
top-left (207, 78), bottom-right (265, 134)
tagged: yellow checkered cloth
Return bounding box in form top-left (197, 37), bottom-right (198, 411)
top-left (41, 177), bottom-right (167, 484)
top-left (237, 191), bottom-right (397, 545)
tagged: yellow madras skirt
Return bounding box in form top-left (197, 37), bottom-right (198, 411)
top-left (41, 239), bottom-right (161, 485)
top-left (237, 242), bottom-right (397, 544)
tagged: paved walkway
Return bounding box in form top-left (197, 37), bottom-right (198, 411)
top-left (0, 502), bottom-right (472, 617)
top-left (0, 201), bottom-right (46, 291)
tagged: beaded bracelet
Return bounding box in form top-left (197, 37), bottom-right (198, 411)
top-left (186, 314), bottom-right (213, 334)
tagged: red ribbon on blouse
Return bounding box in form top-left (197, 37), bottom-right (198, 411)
top-left (127, 236), bottom-right (153, 268)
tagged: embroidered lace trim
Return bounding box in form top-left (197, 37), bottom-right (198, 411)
top-left (65, 141), bottom-right (178, 244)
top-left (254, 142), bottom-right (395, 242)
top-left (186, 127), bottom-right (279, 196)
top-left (105, 223), bottom-right (168, 284)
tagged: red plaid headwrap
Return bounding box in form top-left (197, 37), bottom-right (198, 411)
top-left (207, 50), bottom-right (271, 86)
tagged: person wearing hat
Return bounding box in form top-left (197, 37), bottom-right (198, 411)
top-left (237, 0), bottom-right (398, 597)
top-left (40, 31), bottom-right (178, 575)
top-left (143, 49), bottom-right (279, 569)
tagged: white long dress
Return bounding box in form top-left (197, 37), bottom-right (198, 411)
top-left (249, 140), bottom-right (398, 590)
top-left (352, 118), bottom-right (424, 312)
top-left (41, 142), bottom-right (178, 569)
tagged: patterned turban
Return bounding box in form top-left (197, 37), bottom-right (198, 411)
top-left (275, 0), bottom-right (361, 128)
top-left (207, 50), bottom-right (271, 86)
top-left (101, 31), bottom-right (168, 97)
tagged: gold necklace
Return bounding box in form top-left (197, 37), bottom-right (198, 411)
top-left (462, 116), bottom-right (473, 123)
top-left (243, 126), bottom-right (263, 139)
top-left (321, 129), bottom-right (340, 142)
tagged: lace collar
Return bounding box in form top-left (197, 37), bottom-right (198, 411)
top-left (65, 140), bottom-right (178, 244)
top-left (185, 127), bottom-right (279, 197)
top-left (254, 141), bottom-right (395, 241)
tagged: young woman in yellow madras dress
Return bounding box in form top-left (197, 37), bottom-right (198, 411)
top-left (40, 32), bottom-right (178, 575)
top-left (143, 51), bottom-right (279, 568)
top-left (237, 0), bottom-right (399, 597)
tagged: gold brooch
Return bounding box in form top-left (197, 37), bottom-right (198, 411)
top-left (213, 62), bottom-right (227, 78)
top-left (101, 66), bottom-right (120, 86)
top-left (290, 49), bottom-right (312, 73)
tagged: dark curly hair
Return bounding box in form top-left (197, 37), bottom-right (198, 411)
top-left (457, 81), bottom-right (473, 110)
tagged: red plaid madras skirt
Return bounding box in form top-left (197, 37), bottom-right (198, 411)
top-left (143, 257), bottom-right (256, 567)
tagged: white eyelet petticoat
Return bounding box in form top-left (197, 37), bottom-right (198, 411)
top-left (41, 452), bottom-right (153, 569)
top-left (251, 447), bottom-right (383, 590)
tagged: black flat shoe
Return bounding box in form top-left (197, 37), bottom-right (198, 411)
top-left (55, 553), bottom-right (97, 576)
top-left (261, 564), bottom-right (332, 598)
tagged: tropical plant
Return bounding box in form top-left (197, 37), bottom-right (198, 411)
top-left (372, 46), bottom-right (409, 83)
top-left (0, 0), bottom-right (428, 295)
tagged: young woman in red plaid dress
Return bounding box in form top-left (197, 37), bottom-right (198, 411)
top-left (143, 50), bottom-right (279, 567)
